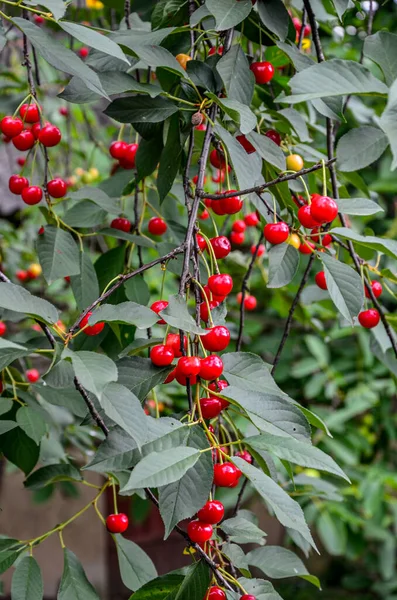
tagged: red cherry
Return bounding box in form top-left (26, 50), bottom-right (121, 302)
top-left (177, 356), bottom-right (201, 377)
top-left (111, 218), bottom-right (131, 233)
top-left (208, 380), bottom-right (228, 393)
top-left (79, 47), bottom-right (89, 58)
top-left (0, 381), bottom-right (3, 394)
top-left (16, 270), bottom-right (29, 282)
top-left (1, 116), bottom-right (24, 138)
top-left (20, 103), bottom-right (40, 124)
top-left (34, 15), bottom-right (44, 24)
top-left (213, 462), bottom-right (241, 487)
top-left (202, 326), bottom-right (230, 352)
top-left (38, 226), bottom-right (45, 235)
top-left (26, 369), bottom-right (40, 383)
top-left (148, 217), bottom-right (167, 236)
top-left (150, 300), bottom-right (168, 324)
top-left (209, 149), bottom-right (226, 169)
top-left (310, 227), bottom-right (333, 246)
top-left (12, 130), bottom-right (35, 151)
top-left (365, 281), bottom-right (383, 299)
top-left (123, 143), bottom-right (138, 168)
top-left (38, 124), bottom-right (61, 147)
top-left (237, 292), bottom-right (257, 311)
top-left (202, 284), bottom-right (225, 304)
top-left (199, 209), bottom-right (210, 220)
top-left (206, 587), bottom-right (226, 600)
top-left (235, 450), bottom-right (253, 464)
top-left (150, 344), bottom-right (174, 367)
top-left (310, 195), bottom-right (338, 225)
top-left (211, 199), bottom-right (227, 216)
top-left (200, 396), bottom-right (223, 419)
top-left (199, 355), bottom-right (223, 380)
top-left (251, 243), bottom-right (265, 257)
top-left (236, 134), bottom-right (256, 154)
top-left (358, 309), bottom-right (380, 329)
top-left (230, 231), bottom-right (245, 245)
top-left (21, 186), bottom-right (43, 205)
top-left (59, 107), bottom-right (69, 117)
top-left (17, 157), bottom-right (26, 167)
top-left (208, 274), bottom-right (233, 297)
top-left (197, 234), bottom-right (207, 251)
top-left (80, 311), bottom-right (105, 336)
top-left (244, 212), bottom-right (260, 227)
top-left (31, 123), bottom-right (41, 139)
top-left (0, 322), bottom-right (6, 336)
top-left (250, 61), bottom-right (275, 84)
top-left (200, 300), bottom-right (219, 322)
top-left (232, 220), bottom-right (246, 233)
top-left (210, 236), bottom-right (231, 259)
top-left (299, 240), bottom-right (315, 254)
top-left (164, 369), bottom-right (176, 384)
top-left (212, 169), bottom-right (226, 184)
top-left (265, 129), bottom-right (282, 146)
top-left (264, 222), bottom-right (289, 244)
top-left (298, 205), bottom-right (320, 229)
top-left (315, 271), bottom-right (327, 290)
top-left (187, 520), bottom-right (213, 543)
top-left (197, 500), bottom-right (224, 524)
top-left (47, 178), bottom-right (67, 198)
top-left (208, 46), bottom-right (224, 56)
top-left (9, 175), bottom-right (29, 195)
top-left (175, 371), bottom-right (197, 386)
top-left (166, 333), bottom-right (187, 358)
top-left (196, 124), bottom-right (206, 131)
top-left (109, 141), bottom-right (127, 160)
top-left (220, 190), bottom-right (243, 215)
top-left (106, 513), bottom-right (129, 534)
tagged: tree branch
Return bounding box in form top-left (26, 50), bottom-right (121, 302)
top-left (74, 377), bottom-right (109, 437)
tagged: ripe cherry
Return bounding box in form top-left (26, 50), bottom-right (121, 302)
top-left (123, 143), bottom-right (139, 168)
top-left (0, 381), bottom-right (3, 394)
top-left (210, 236), bottom-right (231, 259)
top-left (12, 130), bottom-right (35, 151)
top-left (17, 157), bottom-right (26, 167)
top-left (202, 285), bottom-right (225, 304)
top-left (232, 220), bottom-right (246, 233)
top-left (358, 309), bottom-right (380, 329)
top-left (150, 345), bottom-right (174, 367)
top-left (264, 222), bottom-right (289, 244)
top-left (9, 175), bottom-right (29, 195)
top-left (251, 243), bottom-right (264, 257)
top-left (310, 195), bottom-right (338, 224)
top-left (208, 45), bottom-right (224, 56)
top-left (298, 205), bottom-right (320, 229)
top-left (265, 129), bottom-right (281, 146)
top-left (109, 141), bottom-right (127, 159)
top-left (244, 212), bottom-right (259, 227)
top-left (0, 116), bottom-right (24, 138)
top-left (211, 199), bottom-right (227, 216)
top-left (175, 370), bottom-right (197, 386)
top-left (230, 231), bottom-right (245, 245)
top-left (250, 61), bottom-right (275, 84)
top-left (199, 209), bottom-right (210, 220)
top-left (315, 271), bottom-right (327, 290)
top-left (20, 103), bottom-right (40, 123)
top-left (197, 234), bottom-right (207, 251)
top-left (166, 333), bottom-right (187, 358)
top-left (202, 325), bottom-right (230, 352)
top-left (365, 281), bottom-right (383, 299)
top-left (80, 311), bottom-right (105, 336)
top-left (26, 369), bottom-right (40, 383)
top-left (197, 500), bottom-right (224, 524)
top-left (311, 227), bottom-right (333, 246)
top-left (38, 124), bottom-right (61, 147)
top-left (47, 178), bottom-right (67, 198)
top-left (148, 217), bottom-right (167, 236)
top-left (286, 154), bottom-right (304, 171)
top-left (221, 190), bottom-right (243, 215)
top-left (199, 355), bottom-right (224, 380)
top-left (237, 292), bottom-right (257, 311)
top-left (187, 520), bottom-right (213, 543)
top-left (59, 107), bottom-right (69, 117)
top-left (236, 450), bottom-right (253, 464)
top-left (208, 274), bottom-right (233, 297)
top-left (79, 46), bottom-right (89, 59)
top-left (21, 186), bottom-right (43, 205)
top-left (16, 270), bottom-right (29, 282)
top-left (164, 369), bottom-right (176, 384)
top-left (212, 169), bottom-right (226, 184)
top-left (177, 356), bottom-right (201, 377)
top-left (236, 134), bottom-right (256, 154)
top-left (150, 300), bottom-right (168, 324)
top-left (213, 462), bottom-right (241, 487)
top-left (299, 240), bottom-right (315, 254)
top-left (208, 380), bottom-right (228, 393)
top-left (106, 513), bottom-right (129, 534)
top-left (206, 587), bottom-right (226, 600)
top-left (209, 149), bottom-right (226, 170)
top-left (111, 218), bottom-right (131, 233)
top-left (200, 396), bottom-right (223, 419)
top-left (200, 300), bottom-right (219, 322)
top-left (0, 322), bottom-right (6, 336)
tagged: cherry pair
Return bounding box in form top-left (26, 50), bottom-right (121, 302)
top-left (109, 141), bottom-right (138, 169)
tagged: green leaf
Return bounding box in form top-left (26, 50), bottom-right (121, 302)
top-left (100, 229), bottom-right (156, 247)
top-left (24, 464), bottom-right (83, 490)
top-left (186, 60), bottom-right (218, 93)
top-left (0, 283), bottom-right (58, 324)
top-left (117, 357), bottom-right (173, 401)
top-left (320, 253), bottom-right (364, 325)
top-left (115, 535), bottom-right (157, 592)
top-left (234, 578), bottom-right (283, 600)
top-left (128, 573), bottom-right (184, 600)
top-left (130, 44), bottom-right (187, 77)
top-left (331, 0), bottom-right (349, 19)
top-left (16, 407), bottom-right (46, 445)
top-left (63, 349), bottom-right (118, 399)
top-left (0, 338), bottom-right (29, 370)
top-left (268, 244), bottom-right (299, 288)
top-left (206, 0), bottom-right (252, 31)
top-left (0, 421), bottom-right (18, 435)
top-left (0, 400), bottom-right (13, 416)
top-left (70, 252), bottom-right (100, 312)
top-left (88, 302), bottom-right (157, 329)
top-left (32, 384), bottom-right (87, 417)
top-left (160, 295), bottom-right (207, 335)
top-left (0, 552), bottom-right (19, 576)
top-left (246, 433), bottom-right (349, 480)
top-left (11, 557), bottom-right (43, 600)
top-left (13, 18), bottom-right (108, 99)
top-left (331, 227), bottom-right (397, 259)
top-left (257, 0), bottom-right (290, 42)
top-left (157, 114), bottom-right (183, 202)
top-left (61, 72), bottom-right (162, 104)
top-left (222, 352), bottom-right (287, 398)
top-left (121, 447), bottom-right (201, 492)
top-left (336, 126), bottom-right (388, 172)
top-left (68, 187), bottom-right (120, 214)
top-left (216, 45), bottom-right (255, 106)
top-left (58, 22), bottom-right (128, 64)
top-left (282, 59), bottom-right (388, 104)
top-left (124, 277), bottom-right (150, 306)
top-left (99, 383), bottom-right (148, 447)
top-left (221, 515), bottom-right (267, 545)
top-left (317, 511), bottom-right (347, 556)
top-left (24, 0), bottom-right (68, 20)
top-left (105, 96), bottom-right (179, 124)
top-left (58, 548), bottom-right (100, 599)
top-left (174, 560), bottom-right (211, 600)
top-left (379, 79), bottom-right (397, 170)
top-left (63, 201), bottom-right (107, 228)
top-left (278, 108), bottom-right (310, 143)
top-left (210, 95), bottom-right (256, 135)
top-left (336, 198), bottom-right (384, 216)
top-left (364, 31), bottom-right (397, 86)
top-left (247, 131), bottom-right (286, 171)
top-left (37, 225), bottom-right (80, 283)
top-left (247, 546), bottom-right (320, 588)
top-left (110, 28), bottom-right (174, 50)
top-left (136, 138), bottom-right (164, 181)
top-left (232, 458), bottom-right (317, 550)
top-left (0, 427), bottom-right (39, 474)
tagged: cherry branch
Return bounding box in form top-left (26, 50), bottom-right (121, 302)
top-left (236, 234), bottom-right (264, 352)
top-left (124, 0), bottom-right (131, 29)
top-left (74, 377), bottom-right (109, 436)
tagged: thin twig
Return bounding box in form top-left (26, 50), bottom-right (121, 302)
top-left (297, 8), bottom-right (306, 50)
top-left (236, 235), bottom-right (264, 351)
top-left (124, 0), bottom-right (131, 29)
top-left (74, 377), bottom-right (109, 436)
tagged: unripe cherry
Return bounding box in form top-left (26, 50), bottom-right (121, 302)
top-left (286, 154), bottom-right (304, 171)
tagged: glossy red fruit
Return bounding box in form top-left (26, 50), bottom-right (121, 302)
top-left (148, 217), bottom-right (167, 236)
top-left (212, 170), bottom-right (226, 184)
top-left (310, 227), bottom-right (332, 246)
top-left (16, 270), bottom-right (29, 282)
top-left (38, 124), bottom-right (61, 147)
top-left (111, 217), bottom-right (131, 233)
top-left (79, 46), bottom-right (89, 58)
top-left (213, 462), bottom-right (241, 487)
top-left (230, 230), bottom-right (245, 245)
top-left (199, 209), bottom-right (210, 220)
top-left (210, 236), bottom-right (231, 259)
top-left (12, 130), bottom-right (35, 151)
top-left (299, 240), bottom-right (315, 254)
top-left (206, 587), bottom-right (226, 600)
top-left (21, 186), bottom-right (43, 205)
top-left (164, 369), bottom-right (176, 384)
top-left (264, 222), bottom-right (289, 244)
top-left (30, 123), bottom-right (41, 139)
top-left (123, 143), bottom-right (139, 167)
top-left (236, 134), bottom-right (256, 154)
top-left (20, 103), bottom-right (40, 123)
top-left (237, 293), bottom-right (257, 311)
top-left (209, 149), bottom-right (226, 169)
top-left (106, 513), bottom-right (129, 534)
top-left (200, 300), bottom-right (219, 322)
top-left (208, 45), bottom-right (224, 56)
top-left (236, 450), bottom-right (253, 464)
top-left (177, 356), bottom-right (201, 377)
top-left (202, 326), bottom-right (230, 352)
top-left (80, 311), bottom-right (105, 336)
top-left (200, 396), bottom-right (223, 419)
top-left (358, 309), bottom-right (380, 329)
top-left (150, 345), bottom-right (174, 367)
top-left (47, 178), bottom-right (67, 198)
top-left (265, 129), bottom-right (281, 146)
top-left (315, 271), bottom-right (327, 290)
top-left (298, 205), bottom-right (320, 229)
top-left (202, 285), bottom-right (225, 304)
top-left (211, 199), bottom-right (227, 216)
top-left (17, 157), bottom-right (26, 167)
top-left (1, 116), bottom-right (24, 138)
top-left (26, 369), bottom-right (40, 383)
top-left (232, 220), bottom-right (246, 233)
top-left (365, 281), bottom-right (383, 299)
top-left (59, 107), bottom-right (69, 117)
top-left (200, 355), bottom-right (224, 380)
top-left (220, 190), bottom-right (243, 215)
top-left (208, 380), bottom-right (228, 393)
top-left (175, 371), bottom-right (197, 386)
top-left (166, 333), bottom-right (187, 358)
top-left (109, 141), bottom-right (127, 159)
top-left (245, 212), bottom-right (260, 227)
top-left (197, 500), bottom-right (224, 524)
top-left (151, 300), bottom-right (169, 324)
top-left (251, 244), bottom-right (265, 257)
top-left (250, 61), bottom-right (275, 84)
top-left (310, 195), bottom-right (338, 224)
top-left (9, 175), bottom-right (29, 195)
top-left (197, 234), bottom-right (207, 251)
top-left (0, 322), bottom-right (6, 336)
top-left (208, 274), bottom-right (233, 297)
top-left (187, 520), bottom-right (213, 543)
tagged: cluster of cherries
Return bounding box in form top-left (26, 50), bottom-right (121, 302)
top-left (15, 262), bottom-right (42, 283)
top-left (206, 588), bottom-right (255, 600)
top-left (109, 139), bottom-right (139, 170)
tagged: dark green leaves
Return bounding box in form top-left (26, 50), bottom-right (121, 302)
top-left (58, 22), bottom-right (128, 64)
top-left (247, 131), bottom-right (286, 170)
top-left (88, 302), bottom-right (158, 329)
top-left (336, 126), bottom-right (388, 172)
top-left (0, 283), bottom-right (58, 324)
top-left (37, 226), bottom-right (80, 283)
top-left (379, 79), bottom-right (397, 170)
top-left (268, 244), bottom-right (299, 288)
top-left (0, 427), bottom-right (39, 474)
top-left (11, 556), bottom-right (43, 600)
top-left (216, 45), bottom-right (255, 106)
top-left (16, 407), bottom-right (46, 445)
top-left (0, 339), bottom-right (30, 370)
top-left (58, 549), bottom-right (100, 599)
top-left (364, 31), bottom-right (397, 86)
top-left (68, 187), bottom-right (120, 214)
top-left (105, 96), bottom-right (179, 124)
top-left (115, 535), bottom-right (157, 592)
top-left (24, 464), bottom-right (83, 490)
top-left (206, 0), bottom-right (252, 31)
top-left (130, 561), bottom-right (210, 600)
top-left (160, 295), bottom-right (207, 335)
top-left (320, 254), bottom-right (364, 324)
top-left (99, 383), bottom-right (148, 446)
top-left (257, 0), bottom-right (290, 42)
top-left (247, 546), bottom-right (320, 588)
top-left (157, 114), bottom-right (183, 202)
top-left (70, 253), bottom-right (100, 312)
top-left (331, 227), bottom-right (397, 260)
top-left (63, 350), bottom-right (118, 399)
top-left (117, 356), bottom-right (173, 401)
